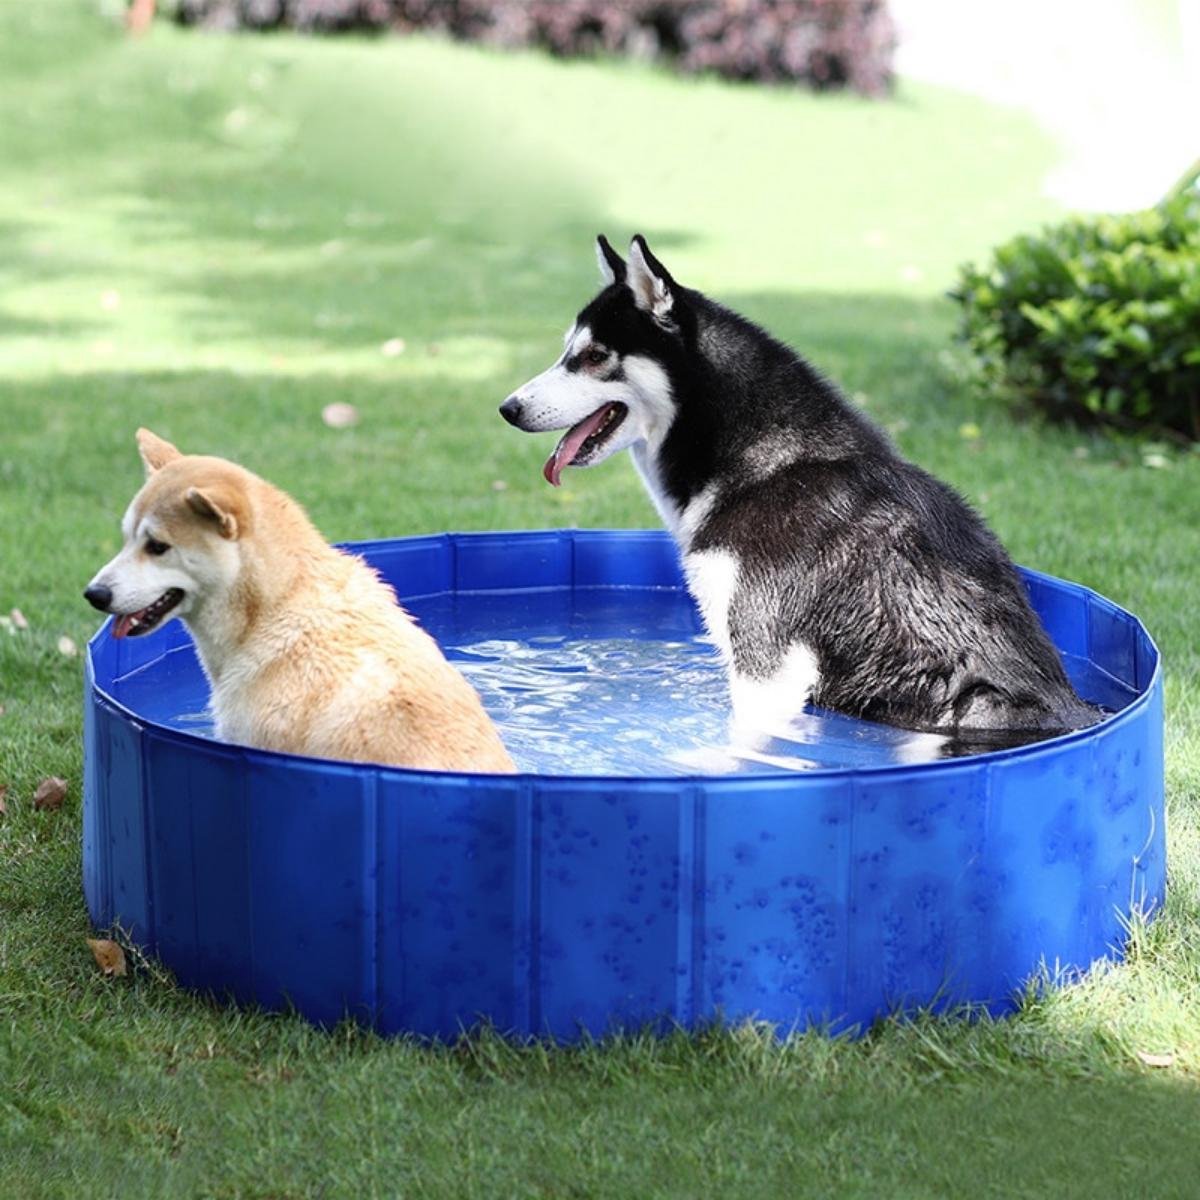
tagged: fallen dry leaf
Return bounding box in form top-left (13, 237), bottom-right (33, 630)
top-left (321, 402), bottom-right (359, 429)
top-left (33, 776), bottom-right (67, 811)
top-left (57, 635), bottom-right (77, 657)
top-left (1136, 1050), bottom-right (1175, 1068)
top-left (9, 608), bottom-right (28, 630)
top-left (0, 785), bottom-right (7, 817)
top-left (380, 337), bottom-right (406, 357)
top-left (87, 938), bottom-right (127, 977)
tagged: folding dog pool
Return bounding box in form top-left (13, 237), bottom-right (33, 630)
top-left (83, 530), bottom-right (1165, 1039)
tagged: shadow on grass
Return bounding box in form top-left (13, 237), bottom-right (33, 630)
top-left (0, 286), bottom-right (957, 515)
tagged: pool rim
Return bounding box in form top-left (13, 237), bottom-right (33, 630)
top-left (85, 528), bottom-right (1162, 787)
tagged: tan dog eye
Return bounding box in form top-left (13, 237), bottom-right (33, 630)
top-left (145, 538), bottom-right (171, 557)
top-left (584, 347), bottom-right (608, 366)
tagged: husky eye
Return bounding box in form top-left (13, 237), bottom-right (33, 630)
top-left (145, 538), bottom-right (171, 557)
top-left (583, 347), bottom-right (609, 366)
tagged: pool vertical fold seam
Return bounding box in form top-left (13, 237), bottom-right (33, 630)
top-left (842, 769), bottom-right (859, 1030)
top-left (981, 757), bottom-right (997, 1010)
top-left (243, 744), bottom-right (257, 1006)
top-left (513, 777), bottom-right (540, 1037)
top-left (362, 768), bottom-right (380, 1029)
top-left (137, 723), bottom-right (156, 950)
top-left (673, 782), bottom-right (702, 1027)
top-left (691, 784), bottom-right (708, 1028)
top-left (184, 741), bottom-right (201, 981)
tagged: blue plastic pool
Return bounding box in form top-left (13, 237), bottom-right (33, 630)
top-left (83, 530), bottom-right (1165, 1039)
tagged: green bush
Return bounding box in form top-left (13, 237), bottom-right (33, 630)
top-left (950, 184), bottom-right (1200, 441)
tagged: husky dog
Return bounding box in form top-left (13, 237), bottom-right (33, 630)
top-left (84, 430), bottom-right (515, 773)
top-left (500, 235), bottom-right (1096, 747)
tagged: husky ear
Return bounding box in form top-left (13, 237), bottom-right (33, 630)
top-left (185, 485), bottom-right (241, 540)
top-left (596, 234), bottom-right (626, 285)
top-left (626, 234), bottom-right (675, 322)
top-left (136, 428), bottom-right (182, 476)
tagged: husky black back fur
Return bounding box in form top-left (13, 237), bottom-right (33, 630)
top-left (574, 247), bottom-right (1097, 741)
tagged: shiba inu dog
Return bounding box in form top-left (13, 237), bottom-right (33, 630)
top-left (84, 429), bottom-right (515, 773)
top-left (501, 235), bottom-right (1097, 752)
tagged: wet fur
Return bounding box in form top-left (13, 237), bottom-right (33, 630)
top-left (88, 431), bottom-right (515, 773)
top-left (505, 237), bottom-right (1097, 745)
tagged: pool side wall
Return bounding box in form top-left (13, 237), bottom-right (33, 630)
top-left (83, 531), bottom-right (1166, 1039)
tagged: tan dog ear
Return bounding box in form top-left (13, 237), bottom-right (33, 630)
top-left (185, 486), bottom-right (240, 540)
top-left (137, 428), bottom-right (182, 475)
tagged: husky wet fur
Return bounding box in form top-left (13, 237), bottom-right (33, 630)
top-left (501, 235), bottom-right (1097, 751)
top-left (84, 430), bottom-right (515, 773)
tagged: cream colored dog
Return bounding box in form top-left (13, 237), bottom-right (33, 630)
top-left (84, 429), bottom-right (515, 773)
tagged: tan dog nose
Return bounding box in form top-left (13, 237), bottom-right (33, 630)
top-left (83, 584), bottom-right (112, 612)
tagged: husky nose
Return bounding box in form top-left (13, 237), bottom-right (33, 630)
top-left (499, 396), bottom-right (524, 426)
top-left (83, 584), bottom-right (112, 612)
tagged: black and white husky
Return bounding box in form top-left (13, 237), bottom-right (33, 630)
top-left (500, 235), bottom-right (1096, 751)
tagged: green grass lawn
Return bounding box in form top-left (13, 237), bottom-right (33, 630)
top-left (2, 4), bottom-right (1199, 1196)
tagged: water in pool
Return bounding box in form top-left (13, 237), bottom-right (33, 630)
top-left (114, 589), bottom-right (1132, 776)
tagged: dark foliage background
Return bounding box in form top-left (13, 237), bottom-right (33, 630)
top-left (951, 183), bottom-right (1200, 442)
top-left (174, 0), bottom-right (896, 95)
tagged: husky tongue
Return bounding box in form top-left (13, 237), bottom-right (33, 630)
top-left (543, 404), bottom-right (615, 487)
